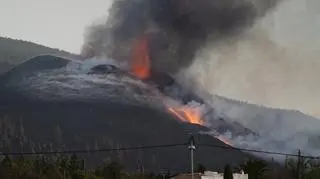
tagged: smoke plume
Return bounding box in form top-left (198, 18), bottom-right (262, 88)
top-left (181, 0), bottom-right (320, 118)
top-left (82, 0), bottom-right (281, 74)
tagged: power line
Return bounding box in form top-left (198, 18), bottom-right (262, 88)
top-left (0, 141), bottom-right (319, 160)
top-left (0, 143), bottom-right (187, 156)
top-left (199, 143), bottom-right (320, 159)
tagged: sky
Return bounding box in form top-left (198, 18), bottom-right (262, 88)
top-left (0, 0), bottom-right (112, 53)
top-left (1, 0), bottom-right (320, 117)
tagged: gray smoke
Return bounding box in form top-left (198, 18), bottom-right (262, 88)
top-left (82, 0), bottom-right (281, 74)
top-left (181, 0), bottom-right (320, 118)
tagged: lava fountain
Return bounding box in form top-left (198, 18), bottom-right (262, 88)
top-left (130, 35), bottom-right (232, 145)
top-left (130, 35), bottom-right (203, 124)
top-left (130, 35), bottom-right (151, 80)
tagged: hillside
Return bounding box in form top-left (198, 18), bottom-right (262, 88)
top-left (0, 54), bottom-right (255, 172)
top-left (2, 37), bottom-right (320, 169)
top-left (0, 37), bottom-right (78, 73)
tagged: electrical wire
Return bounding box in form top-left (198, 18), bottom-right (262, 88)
top-left (0, 143), bottom-right (187, 156)
top-left (1, 141), bottom-right (319, 160)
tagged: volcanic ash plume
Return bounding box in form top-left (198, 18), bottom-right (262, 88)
top-left (82, 0), bottom-right (282, 75)
top-left (181, 0), bottom-right (320, 118)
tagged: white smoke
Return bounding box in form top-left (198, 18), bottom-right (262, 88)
top-left (176, 0), bottom-right (320, 158)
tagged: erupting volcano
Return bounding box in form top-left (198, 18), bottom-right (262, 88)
top-left (129, 36), bottom-right (241, 146)
top-left (130, 35), bottom-right (206, 126)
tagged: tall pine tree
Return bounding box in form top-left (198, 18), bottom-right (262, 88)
top-left (224, 164), bottom-right (233, 179)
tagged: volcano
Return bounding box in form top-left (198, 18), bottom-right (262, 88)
top-left (0, 55), bottom-right (256, 172)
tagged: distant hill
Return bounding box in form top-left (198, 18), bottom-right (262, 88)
top-left (0, 36), bottom-right (78, 74)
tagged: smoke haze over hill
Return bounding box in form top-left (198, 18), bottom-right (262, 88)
top-left (78, 0), bottom-right (320, 157)
top-left (180, 0), bottom-right (320, 118)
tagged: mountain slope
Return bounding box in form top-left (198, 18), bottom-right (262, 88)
top-left (0, 55), bottom-right (254, 172)
top-left (206, 94), bottom-right (320, 156)
top-left (3, 37), bottom-right (320, 163)
top-left (0, 37), bottom-right (78, 74)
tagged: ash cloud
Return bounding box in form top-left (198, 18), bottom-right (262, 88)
top-left (181, 0), bottom-right (320, 118)
top-left (82, 0), bottom-right (281, 74)
top-left (176, 0), bottom-right (320, 157)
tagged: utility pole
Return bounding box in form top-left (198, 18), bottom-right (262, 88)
top-left (297, 150), bottom-right (301, 179)
top-left (188, 136), bottom-right (196, 179)
top-left (285, 155), bottom-right (288, 169)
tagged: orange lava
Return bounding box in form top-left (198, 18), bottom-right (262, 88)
top-left (129, 35), bottom-right (232, 146)
top-left (130, 35), bottom-right (151, 79)
top-left (167, 107), bottom-right (203, 125)
top-left (167, 106), bottom-right (233, 146)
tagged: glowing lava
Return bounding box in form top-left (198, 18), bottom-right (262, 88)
top-left (168, 106), bottom-right (232, 146)
top-left (129, 35), bottom-right (231, 146)
top-left (130, 36), bottom-right (203, 124)
top-left (167, 107), bottom-right (204, 125)
top-left (130, 35), bottom-right (151, 79)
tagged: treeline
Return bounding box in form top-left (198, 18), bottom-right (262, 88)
top-left (2, 153), bottom-right (320, 179)
top-left (0, 154), bottom-right (168, 179)
top-left (224, 157), bottom-right (320, 179)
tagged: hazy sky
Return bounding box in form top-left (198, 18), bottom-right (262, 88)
top-left (0, 0), bottom-right (112, 53)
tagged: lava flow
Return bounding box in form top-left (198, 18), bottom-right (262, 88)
top-left (130, 35), bottom-right (204, 125)
top-left (130, 35), bottom-right (232, 145)
top-left (130, 35), bottom-right (151, 80)
top-left (167, 107), bottom-right (204, 125)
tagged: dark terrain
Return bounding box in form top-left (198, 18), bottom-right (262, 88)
top-left (0, 37), bottom-right (254, 172)
top-left (0, 37), bottom-right (78, 74)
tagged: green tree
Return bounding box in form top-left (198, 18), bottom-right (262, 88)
top-left (97, 161), bottom-right (123, 179)
top-left (0, 154), bottom-right (13, 178)
top-left (306, 168), bottom-right (320, 179)
top-left (223, 164), bottom-right (233, 179)
top-left (241, 160), bottom-right (269, 179)
top-left (287, 157), bottom-right (310, 178)
top-left (68, 154), bottom-right (82, 179)
top-left (196, 163), bottom-right (206, 174)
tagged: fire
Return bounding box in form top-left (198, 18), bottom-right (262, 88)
top-left (129, 36), bottom-right (232, 146)
top-left (130, 35), bottom-right (151, 79)
top-left (167, 106), bottom-right (204, 125)
top-left (168, 106), bottom-right (233, 146)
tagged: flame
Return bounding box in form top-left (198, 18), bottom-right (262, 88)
top-left (167, 106), bottom-right (204, 125)
top-left (130, 35), bottom-right (151, 79)
top-left (129, 35), bottom-right (232, 146)
top-left (167, 105), bottom-right (233, 146)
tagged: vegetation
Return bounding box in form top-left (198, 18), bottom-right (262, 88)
top-left (241, 160), bottom-right (269, 179)
top-left (285, 157), bottom-right (320, 179)
top-left (223, 164), bottom-right (233, 179)
top-left (234, 157), bottom-right (320, 179)
top-left (0, 154), bottom-right (168, 179)
top-left (3, 156), bottom-right (320, 179)
top-left (196, 163), bottom-right (206, 174)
